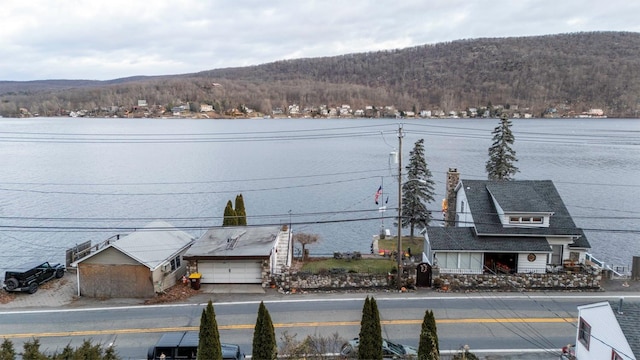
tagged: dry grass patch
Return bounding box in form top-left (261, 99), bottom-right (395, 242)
top-left (377, 236), bottom-right (424, 255)
top-left (300, 258), bottom-right (396, 274)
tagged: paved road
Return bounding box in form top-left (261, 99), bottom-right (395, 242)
top-left (2, 271), bottom-right (639, 359)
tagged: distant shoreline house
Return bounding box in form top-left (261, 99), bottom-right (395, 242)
top-left (423, 169), bottom-right (591, 275)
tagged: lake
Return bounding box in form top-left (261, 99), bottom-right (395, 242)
top-left (0, 117), bottom-right (638, 276)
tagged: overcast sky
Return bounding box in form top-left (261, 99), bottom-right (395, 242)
top-left (1, 0), bottom-right (639, 81)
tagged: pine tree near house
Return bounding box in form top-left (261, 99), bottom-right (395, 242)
top-left (418, 309), bottom-right (440, 360)
top-left (369, 297), bottom-right (383, 357)
top-left (402, 138), bottom-right (436, 239)
top-left (486, 113), bottom-right (519, 180)
top-left (197, 300), bottom-right (222, 360)
top-left (252, 301), bottom-right (277, 360)
top-left (0, 338), bottom-right (16, 360)
top-left (357, 296), bottom-right (382, 360)
top-left (22, 338), bottom-right (46, 360)
top-left (234, 194), bottom-right (247, 226)
top-left (223, 200), bottom-right (237, 226)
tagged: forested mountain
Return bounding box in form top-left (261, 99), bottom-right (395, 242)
top-left (1, 31), bottom-right (639, 118)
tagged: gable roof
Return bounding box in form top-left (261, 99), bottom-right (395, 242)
top-left (75, 220), bottom-right (195, 270)
top-left (427, 226), bottom-right (552, 252)
top-left (461, 180), bottom-right (589, 246)
top-left (184, 225), bottom-right (281, 259)
top-left (485, 183), bottom-right (552, 213)
top-left (611, 300), bottom-right (640, 358)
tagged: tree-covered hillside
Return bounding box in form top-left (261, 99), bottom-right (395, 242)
top-left (1, 31), bottom-right (639, 118)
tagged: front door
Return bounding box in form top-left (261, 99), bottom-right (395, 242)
top-left (416, 262), bottom-right (432, 287)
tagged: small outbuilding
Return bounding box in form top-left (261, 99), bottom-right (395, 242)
top-left (183, 225), bottom-right (291, 286)
top-left (575, 300), bottom-right (640, 359)
top-left (73, 220), bottom-right (195, 298)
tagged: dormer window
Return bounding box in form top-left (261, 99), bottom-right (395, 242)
top-left (509, 216), bottom-right (544, 224)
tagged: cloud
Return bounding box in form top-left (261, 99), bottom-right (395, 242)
top-left (0, 0), bottom-right (638, 81)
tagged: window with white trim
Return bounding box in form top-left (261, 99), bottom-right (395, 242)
top-left (509, 216), bottom-right (544, 224)
top-left (169, 255), bottom-right (182, 272)
top-left (578, 317), bottom-right (591, 350)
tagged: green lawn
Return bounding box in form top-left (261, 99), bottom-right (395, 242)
top-left (377, 236), bottom-right (424, 255)
top-left (297, 236), bottom-right (423, 275)
top-left (300, 258), bottom-right (396, 274)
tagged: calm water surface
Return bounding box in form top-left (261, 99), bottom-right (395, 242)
top-left (0, 117), bottom-right (638, 275)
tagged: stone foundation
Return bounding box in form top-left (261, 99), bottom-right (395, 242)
top-left (435, 272), bottom-right (602, 291)
top-left (272, 271), bottom-right (393, 290)
top-left (272, 269), bottom-right (602, 292)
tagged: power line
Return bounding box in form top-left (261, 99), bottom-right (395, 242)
top-left (0, 215), bottom-right (638, 235)
top-left (0, 168), bottom-right (391, 187)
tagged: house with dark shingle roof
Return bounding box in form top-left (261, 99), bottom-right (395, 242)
top-left (424, 171), bottom-right (590, 274)
top-left (575, 300), bottom-right (639, 359)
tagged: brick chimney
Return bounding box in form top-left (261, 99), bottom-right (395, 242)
top-left (445, 168), bottom-right (460, 226)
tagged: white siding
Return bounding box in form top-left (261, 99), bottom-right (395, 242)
top-left (455, 188), bottom-right (474, 227)
top-left (576, 302), bottom-right (636, 360)
top-left (517, 253), bottom-right (547, 273)
top-left (435, 252), bottom-right (483, 274)
top-left (198, 260), bottom-right (262, 284)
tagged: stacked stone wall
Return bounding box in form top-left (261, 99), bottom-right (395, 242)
top-left (435, 272), bottom-right (601, 291)
top-left (272, 271), bottom-right (392, 290)
top-left (272, 270), bottom-right (601, 292)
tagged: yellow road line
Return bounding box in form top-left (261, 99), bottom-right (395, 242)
top-left (1, 318), bottom-right (576, 339)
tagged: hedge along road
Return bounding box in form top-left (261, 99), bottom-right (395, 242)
top-left (0, 294), bottom-right (623, 358)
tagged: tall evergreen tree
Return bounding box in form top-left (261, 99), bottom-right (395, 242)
top-left (74, 340), bottom-right (103, 359)
top-left (0, 338), bottom-right (16, 360)
top-left (234, 194), bottom-right (247, 226)
top-left (485, 113), bottom-right (519, 180)
top-left (103, 345), bottom-right (119, 360)
top-left (21, 338), bottom-right (46, 360)
top-left (418, 310), bottom-right (440, 359)
top-left (358, 296), bottom-right (382, 360)
top-left (252, 301), bottom-right (277, 360)
top-left (369, 297), bottom-right (383, 357)
top-left (222, 200), bottom-right (238, 226)
top-left (197, 300), bottom-right (222, 360)
top-left (402, 138), bottom-right (436, 239)
top-left (54, 344), bottom-right (75, 360)
top-left (357, 296), bottom-right (373, 359)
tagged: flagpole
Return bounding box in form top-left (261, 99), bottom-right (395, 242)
top-left (380, 176), bottom-right (384, 235)
top-left (396, 124), bottom-right (403, 290)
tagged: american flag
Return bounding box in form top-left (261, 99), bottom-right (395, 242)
top-left (374, 186), bottom-right (382, 204)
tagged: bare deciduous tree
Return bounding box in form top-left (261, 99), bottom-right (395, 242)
top-left (293, 233), bottom-right (319, 261)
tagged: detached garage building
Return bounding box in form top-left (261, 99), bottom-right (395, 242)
top-left (183, 225), bottom-right (291, 286)
top-left (73, 220), bottom-right (195, 298)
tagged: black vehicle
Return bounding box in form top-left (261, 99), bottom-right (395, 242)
top-left (3, 261), bottom-right (65, 294)
top-left (147, 331), bottom-right (244, 360)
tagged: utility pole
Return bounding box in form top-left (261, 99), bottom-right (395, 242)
top-left (396, 124), bottom-right (404, 289)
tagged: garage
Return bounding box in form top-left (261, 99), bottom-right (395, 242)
top-left (198, 260), bottom-right (262, 284)
top-left (183, 225), bottom-right (288, 286)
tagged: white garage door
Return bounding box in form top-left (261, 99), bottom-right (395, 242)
top-left (198, 260), bottom-right (262, 284)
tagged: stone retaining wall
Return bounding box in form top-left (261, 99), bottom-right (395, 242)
top-left (435, 272), bottom-right (601, 291)
top-left (273, 271), bottom-right (392, 290)
top-left (272, 269), bottom-right (602, 292)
